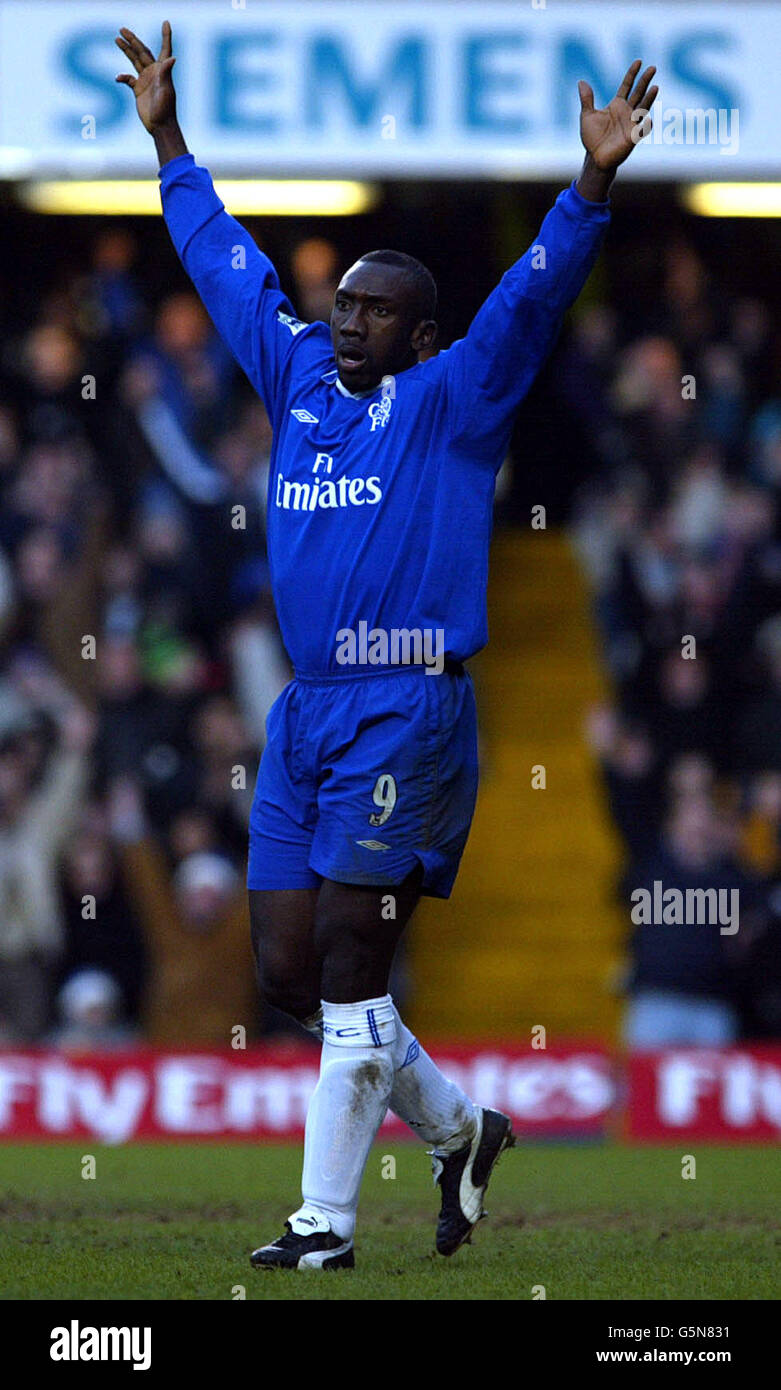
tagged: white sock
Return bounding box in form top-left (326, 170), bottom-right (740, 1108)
top-left (388, 1005), bottom-right (478, 1153)
top-left (301, 1001), bottom-right (477, 1155)
top-left (295, 996), bottom-right (395, 1241)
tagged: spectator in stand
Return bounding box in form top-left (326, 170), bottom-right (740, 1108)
top-left (610, 336), bottom-right (699, 492)
top-left (557, 304), bottom-right (621, 465)
top-left (0, 669), bottom-right (94, 1040)
top-left (585, 703), bottom-right (660, 863)
top-left (93, 633), bottom-right (195, 834)
top-left (46, 968), bottom-right (137, 1051)
top-left (58, 820), bottom-right (148, 1025)
top-left (83, 228), bottom-right (144, 344)
top-left (645, 648), bottom-right (726, 773)
top-left (108, 779), bottom-right (257, 1044)
top-left (291, 238), bottom-right (339, 323)
top-left (623, 793), bottom-right (764, 1048)
top-left (740, 773), bottom-right (781, 880)
top-left (7, 321), bottom-right (91, 447)
top-left (135, 292), bottom-right (236, 447)
top-left (188, 695), bottom-right (258, 862)
top-left (735, 616), bottom-right (781, 775)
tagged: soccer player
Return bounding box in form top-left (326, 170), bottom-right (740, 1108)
top-left (117, 22), bottom-right (657, 1270)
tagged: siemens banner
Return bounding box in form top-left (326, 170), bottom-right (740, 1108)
top-left (0, 1), bottom-right (779, 180)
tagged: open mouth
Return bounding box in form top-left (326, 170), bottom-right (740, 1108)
top-left (337, 346), bottom-right (368, 372)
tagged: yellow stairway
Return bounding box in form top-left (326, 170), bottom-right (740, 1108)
top-left (408, 528), bottom-right (625, 1042)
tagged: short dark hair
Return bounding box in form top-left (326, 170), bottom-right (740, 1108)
top-left (359, 249), bottom-right (437, 322)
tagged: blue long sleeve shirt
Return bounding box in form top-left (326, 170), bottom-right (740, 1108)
top-left (160, 155), bottom-right (610, 677)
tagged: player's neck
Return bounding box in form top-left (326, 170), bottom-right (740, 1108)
top-left (335, 376), bottom-right (379, 400)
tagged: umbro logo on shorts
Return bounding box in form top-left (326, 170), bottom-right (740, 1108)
top-left (356, 839), bottom-right (390, 851)
top-left (291, 408), bottom-right (319, 423)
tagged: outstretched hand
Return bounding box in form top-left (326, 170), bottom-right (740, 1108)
top-left (115, 20), bottom-right (177, 132)
top-left (578, 61), bottom-right (658, 170)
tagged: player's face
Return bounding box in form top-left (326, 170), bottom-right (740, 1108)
top-left (331, 261), bottom-right (429, 392)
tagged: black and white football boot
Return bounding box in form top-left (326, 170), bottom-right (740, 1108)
top-left (250, 1209), bottom-right (354, 1271)
top-left (431, 1107), bottom-right (514, 1256)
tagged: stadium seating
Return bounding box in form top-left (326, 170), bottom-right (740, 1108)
top-left (409, 528), bottom-right (626, 1041)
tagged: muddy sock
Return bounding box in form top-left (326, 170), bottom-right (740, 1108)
top-left (301, 1001), bottom-right (476, 1155)
top-left (296, 996), bottom-right (396, 1241)
top-left (388, 1002), bottom-right (478, 1153)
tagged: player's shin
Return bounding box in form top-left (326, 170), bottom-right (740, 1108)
top-left (388, 1004), bottom-right (478, 1152)
top-left (295, 996), bottom-right (396, 1241)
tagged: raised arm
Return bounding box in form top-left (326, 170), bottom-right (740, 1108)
top-left (115, 21), bottom-right (187, 168)
top-left (576, 59), bottom-right (659, 201)
top-left (115, 22), bottom-right (313, 423)
top-left (439, 61), bottom-right (658, 463)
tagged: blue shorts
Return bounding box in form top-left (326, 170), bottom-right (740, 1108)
top-left (247, 666), bottom-right (479, 898)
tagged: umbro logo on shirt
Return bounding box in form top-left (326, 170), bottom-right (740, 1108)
top-left (291, 408), bottom-right (319, 423)
top-left (356, 839), bottom-right (390, 851)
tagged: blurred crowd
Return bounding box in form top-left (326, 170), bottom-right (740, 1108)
top-left (0, 226), bottom-right (334, 1046)
top-left (569, 242), bottom-right (781, 1044)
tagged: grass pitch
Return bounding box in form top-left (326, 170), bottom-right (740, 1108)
top-left (0, 1142), bottom-right (777, 1301)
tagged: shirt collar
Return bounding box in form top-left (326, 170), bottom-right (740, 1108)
top-left (321, 366), bottom-right (378, 401)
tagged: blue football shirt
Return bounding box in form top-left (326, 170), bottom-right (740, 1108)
top-left (160, 155), bottom-right (610, 677)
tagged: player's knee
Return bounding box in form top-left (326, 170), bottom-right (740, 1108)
top-left (255, 946), bottom-right (313, 1019)
top-left (249, 903), bottom-right (313, 1020)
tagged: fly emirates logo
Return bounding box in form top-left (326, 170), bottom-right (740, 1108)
top-left (274, 452), bottom-right (382, 512)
